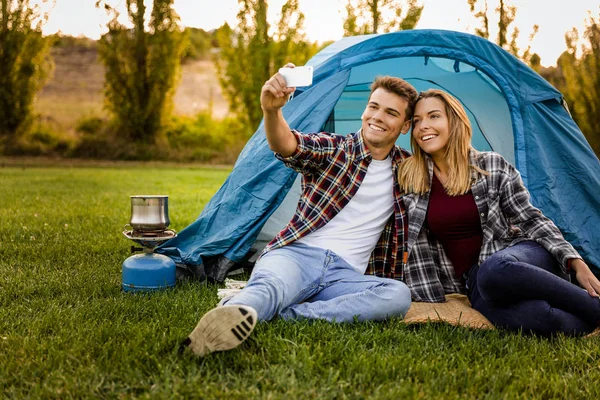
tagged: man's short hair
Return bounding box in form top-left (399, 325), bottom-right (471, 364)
top-left (369, 76), bottom-right (418, 120)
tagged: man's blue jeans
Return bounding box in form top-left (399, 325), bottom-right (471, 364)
top-left (226, 242), bottom-right (411, 322)
top-left (467, 241), bottom-right (600, 336)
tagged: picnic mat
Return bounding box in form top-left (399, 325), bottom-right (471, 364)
top-left (404, 293), bottom-right (494, 329)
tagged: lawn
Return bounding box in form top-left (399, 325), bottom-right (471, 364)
top-left (1, 162), bottom-right (599, 399)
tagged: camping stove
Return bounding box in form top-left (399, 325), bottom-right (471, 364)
top-left (121, 195), bottom-right (177, 292)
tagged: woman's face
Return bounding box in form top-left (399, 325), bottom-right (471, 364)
top-left (412, 97), bottom-right (450, 158)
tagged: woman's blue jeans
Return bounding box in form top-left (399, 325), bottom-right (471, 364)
top-left (466, 241), bottom-right (600, 336)
top-left (226, 242), bottom-right (411, 323)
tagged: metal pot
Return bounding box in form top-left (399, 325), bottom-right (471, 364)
top-left (129, 195), bottom-right (170, 232)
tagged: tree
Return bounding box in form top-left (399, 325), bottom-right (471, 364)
top-left (549, 17), bottom-right (600, 156)
top-left (216, 0), bottom-right (318, 132)
top-left (343, 0), bottom-right (423, 36)
top-left (467, 0), bottom-right (539, 64)
top-left (181, 27), bottom-right (212, 61)
top-left (96, 0), bottom-right (185, 143)
top-left (0, 0), bottom-right (52, 146)
top-left (271, 0), bottom-right (315, 69)
top-left (529, 53), bottom-right (541, 73)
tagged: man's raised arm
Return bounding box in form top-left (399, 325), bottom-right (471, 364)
top-left (260, 64), bottom-right (298, 157)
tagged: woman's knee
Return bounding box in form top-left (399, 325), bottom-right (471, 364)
top-left (477, 252), bottom-right (518, 289)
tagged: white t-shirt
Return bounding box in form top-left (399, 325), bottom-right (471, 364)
top-left (297, 157), bottom-right (394, 273)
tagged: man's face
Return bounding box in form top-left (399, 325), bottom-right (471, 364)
top-left (361, 88), bottom-right (411, 159)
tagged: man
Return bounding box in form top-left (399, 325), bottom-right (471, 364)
top-left (181, 65), bottom-right (418, 357)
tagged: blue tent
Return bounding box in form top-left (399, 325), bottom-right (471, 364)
top-left (159, 29), bottom-right (600, 280)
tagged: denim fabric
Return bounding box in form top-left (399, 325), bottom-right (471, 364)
top-left (467, 241), bottom-right (600, 336)
top-left (226, 242), bottom-right (411, 322)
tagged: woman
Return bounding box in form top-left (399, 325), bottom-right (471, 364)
top-left (398, 89), bottom-right (600, 336)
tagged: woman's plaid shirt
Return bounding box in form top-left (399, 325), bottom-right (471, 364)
top-left (401, 151), bottom-right (581, 302)
top-left (261, 129), bottom-right (411, 278)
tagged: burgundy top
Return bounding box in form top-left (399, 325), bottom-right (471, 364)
top-left (427, 174), bottom-right (483, 279)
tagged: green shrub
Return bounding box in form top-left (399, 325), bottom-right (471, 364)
top-left (76, 116), bottom-right (105, 135)
top-left (8, 107), bottom-right (252, 163)
top-left (72, 127), bottom-right (169, 161)
top-left (4, 119), bottom-right (74, 156)
top-left (165, 111), bottom-right (251, 163)
top-left (73, 116), bottom-right (169, 161)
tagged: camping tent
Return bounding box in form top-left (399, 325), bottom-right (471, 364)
top-left (158, 29), bottom-right (600, 281)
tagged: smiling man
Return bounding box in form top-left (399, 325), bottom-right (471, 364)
top-left (181, 69), bottom-right (418, 358)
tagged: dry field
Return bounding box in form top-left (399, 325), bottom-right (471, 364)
top-left (35, 46), bottom-right (229, 136)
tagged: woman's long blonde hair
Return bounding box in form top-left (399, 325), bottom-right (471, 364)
top-left (398, 89), bottom-right (482, 196)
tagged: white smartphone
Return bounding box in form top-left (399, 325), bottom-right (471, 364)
top-left (279, 66), bottom-right (314, 87)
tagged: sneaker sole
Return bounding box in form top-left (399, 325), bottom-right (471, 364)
top-left (183, 305), bottom-right (257, 357)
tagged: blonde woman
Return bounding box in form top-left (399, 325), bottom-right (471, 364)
top-left (398, 89), bottom-right (600, 336)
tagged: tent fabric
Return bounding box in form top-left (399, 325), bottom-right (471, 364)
top-left (158, 29), bottom-right (600, 275)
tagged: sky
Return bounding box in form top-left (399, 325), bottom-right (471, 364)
top-left (40, 0), bottom-right (600, 67)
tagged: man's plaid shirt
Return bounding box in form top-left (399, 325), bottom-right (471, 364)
top-left (401, 151), bottom-right (581, 302)
top-left (261, 129), bottom-right (411, 278)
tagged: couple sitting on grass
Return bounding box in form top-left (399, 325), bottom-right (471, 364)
top-left (180, 65), bottom-right (600, 357)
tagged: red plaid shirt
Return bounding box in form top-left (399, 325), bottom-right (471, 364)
top-left (261, 129), bottom-right (410, 279)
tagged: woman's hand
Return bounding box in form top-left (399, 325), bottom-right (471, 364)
top-left (572, 258), bottom-right (600, 297)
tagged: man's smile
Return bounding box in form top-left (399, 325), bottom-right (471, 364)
top-left (368, 123), bottom-right (385, 132)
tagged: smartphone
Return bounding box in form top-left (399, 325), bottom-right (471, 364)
top-left (279, 66), bottom-right (314, 87)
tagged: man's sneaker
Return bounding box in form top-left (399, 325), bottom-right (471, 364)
top-left (180, 305), bottom-right (257, 357)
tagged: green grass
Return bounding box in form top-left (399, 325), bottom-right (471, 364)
top-left (1, 163), bottom-right (599, 399)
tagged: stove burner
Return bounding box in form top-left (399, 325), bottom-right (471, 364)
top-left (123, 228), bottom-right (177, 250)
top-left (131, 229), bottom-right (171, 238)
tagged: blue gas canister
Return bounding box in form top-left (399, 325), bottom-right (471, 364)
top-left (122, 251), bottom-right (176, 292)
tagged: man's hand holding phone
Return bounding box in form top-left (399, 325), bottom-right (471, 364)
top-left (261, 63), bottom-right (303, 157)
top-left (261, 63), bottom-right (309, 113)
